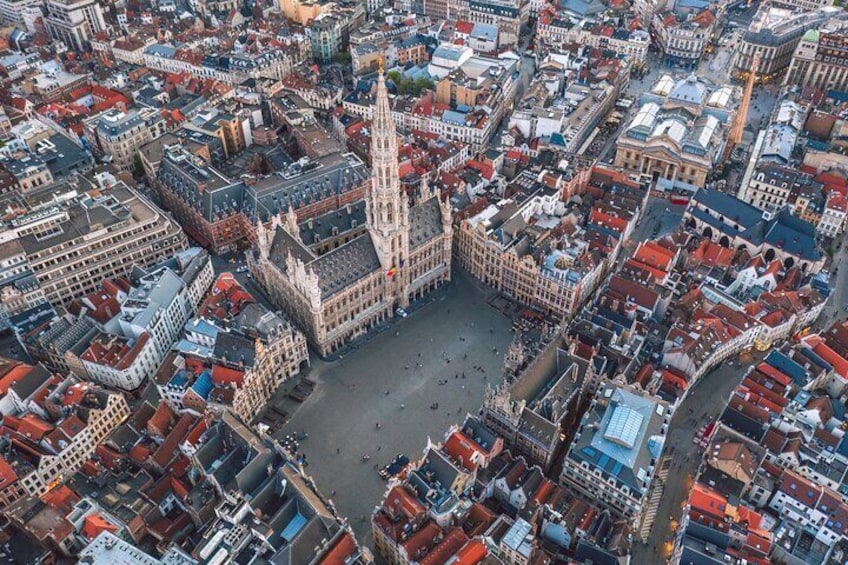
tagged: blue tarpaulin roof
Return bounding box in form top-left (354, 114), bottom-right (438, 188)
top-left (280, 513), bottom-right (308, 542)
top-left (191, 370), bottom-right (214, 400)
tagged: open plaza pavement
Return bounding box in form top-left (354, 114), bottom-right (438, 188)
top-left (273, 271), bottom-right (515, 543)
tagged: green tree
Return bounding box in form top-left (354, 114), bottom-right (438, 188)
top-left (333, 51), bottom-right (351, 65)
top-left (385, 72), bottom-right (433, 95)
top-left (413, 76), bottom-right (434, 94)
top-left (133, 153), bottom-right (145, 179)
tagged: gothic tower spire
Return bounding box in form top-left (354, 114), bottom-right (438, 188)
top-left (367, 69), bottom-right (410, 309)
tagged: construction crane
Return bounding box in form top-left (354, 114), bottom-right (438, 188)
top-left (722, 54), bottom-right (760, 166)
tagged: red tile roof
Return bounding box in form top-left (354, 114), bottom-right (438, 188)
top-left (6, 413), bottom-right (54, 440)
top-left (442, 431), bottom-right (485, 472)
top-left (318, 532), bottom-right (358, 565)
top-left (691, 240), bottom-right (735, 268)
top-left (607, 274), bottom-right (659, 310)
top-left (456, 21), bottom-right (474, 34)
top-left (531, 479), bottom-right (555, 505)
top-left (81, 333), bottom-right (151, 371)
top-left (692, 9), bottom-right (715, 27)
top-left (420, 528), bottom-right (469, 565)
top-left (60, 382), bottom-right (90, 407)
top-left (211, 365), bottom-right (245, 386)
top-left (152, 414), bottom-right (196, 469)
top-left (452, 539), bottom-right (487, 565)
top-left (199, 274), bottom-right (255, 324)
top-left (0, 363), bottom-right (30, 396)
top-left (82, 514), bottom-right (118, 540)
top-left (827, 193), bottom-right (848, 212)
top-left (801, 335), bottom-right (848, 378)
top-left (384, 484), bottom-right (426, 519)
top-left (0, 457), bottom-right (18, 490)
top-left (402, 521), bottom-right (442, 559)
top-left (40, 485), bottom-right (79, 513)
top-left (778, 469), bottom-right (821, 509)
top-left (148, 402), bottom-right (176, 436)
top-left (689, 484), bottom-right (728, 523)
top-left (589, 209), bottom-right (628, 233)
top-left (633, 241), bottom-right (675, 270)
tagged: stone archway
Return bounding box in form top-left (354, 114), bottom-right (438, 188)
top-left (719, 235), bottom-right (730, 248)
top-left (764, 248), bottom-right (776, 262)
top-left (702, 226), bottom-right (713, 240)
top-left (783, 257), bottom-right (795, 270)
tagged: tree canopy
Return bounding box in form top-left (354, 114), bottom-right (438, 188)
top-left (387, 70), bottom-right (434, 95)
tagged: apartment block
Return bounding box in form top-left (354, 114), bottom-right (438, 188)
top-left (0, 175), bottom-right (187, 307)
top-left (735, 6), bottom-right (839, 78)
top-left (43, 0), bottom-right (107, 51)
top-left (785, 20), bottom-right (848, 92)
top-left (89, 109), bottom-right (166, 171)
top-left (0, 0), bottom-right (41, 26)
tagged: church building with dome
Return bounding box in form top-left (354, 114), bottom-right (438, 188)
top-left (248, 71), bottom-right (453, 357)
top-left (613, 73), bottom-right (740, 188)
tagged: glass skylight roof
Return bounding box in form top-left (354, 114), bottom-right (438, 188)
top-left (603, 405), bottom-right (644, 449)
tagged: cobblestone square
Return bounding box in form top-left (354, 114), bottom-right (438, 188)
top-left (274, 272), bottom-right (514, 543)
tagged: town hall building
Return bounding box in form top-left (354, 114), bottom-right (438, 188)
top-left (249, 70), bottom-right (453, 357)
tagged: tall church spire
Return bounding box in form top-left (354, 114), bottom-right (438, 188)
top-left (370, 70), bottom-right (402, 209)
top-left (367, 69), bottom-right (410, 309)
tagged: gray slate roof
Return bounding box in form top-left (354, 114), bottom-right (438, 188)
top-left (311, 235), bottom-right (381, 298)
top-left (298, 201), bottom-right (366, 246)
top-left (409, 197), bottom-right (444, 249)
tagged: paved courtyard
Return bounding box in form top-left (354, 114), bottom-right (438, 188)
top-left (274, 271), bottom-right (514, 543)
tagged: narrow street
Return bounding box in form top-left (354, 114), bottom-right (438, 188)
top-left (632, 358), bottom-right (754, 562)
top-left (816, 240), bottom-right (848, 329)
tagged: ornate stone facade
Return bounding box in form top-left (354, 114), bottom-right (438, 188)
top-left (249, 71), bottom-right (453, 357)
